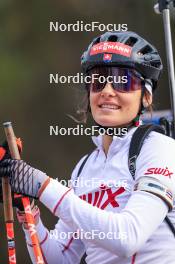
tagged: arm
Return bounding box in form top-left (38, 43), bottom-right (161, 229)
top-left (40, 179), bottom-right (168, 258)
top-left (16, 157), bottom-right (88, 264)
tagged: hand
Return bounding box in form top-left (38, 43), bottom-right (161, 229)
top-left (0, 138), bottom-right (22, 161)
top-left (0, 138), bottom-right (35, 210)
top-left (0, 179), bottom-right (26, 210)
top-left (16, 201), bottom-right (40, 228)
top-left (0, 159), bottom-right (49, 199)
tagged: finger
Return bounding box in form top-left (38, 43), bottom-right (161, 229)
top-left (2, 140), bottom-right (8, 149)
top-left (0, 159), bottom-right (12, 166)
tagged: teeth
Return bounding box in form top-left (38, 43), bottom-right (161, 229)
top-left (101, 104), bottom-right (119, 110)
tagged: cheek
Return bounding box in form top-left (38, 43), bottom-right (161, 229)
top-left (89, 93), bottom-right (98, 111)
top-left (121, 92), bottom-right (141, 111)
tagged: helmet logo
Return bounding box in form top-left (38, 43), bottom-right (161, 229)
top-left (103, 54), bottom-right (112, 62)
top-left (90, 41), bottom-right (132, 57)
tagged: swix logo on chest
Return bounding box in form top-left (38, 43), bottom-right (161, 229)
top-left (90, 41), bottom-right (132, 57)
top-left (144, 167), bottom-right (173, 178)
top-left (79, 185), bottom-right (125, 210)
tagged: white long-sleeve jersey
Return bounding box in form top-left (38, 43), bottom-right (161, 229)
top-left (24, 127), bottom-right (175, 264)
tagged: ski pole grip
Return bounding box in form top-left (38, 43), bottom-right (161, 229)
top-left (1, 178), bottom-right (13, 221)
top-left (1, 122), bottom-right (18, 222)
top-left (3, 122), bottom-right (21, 159)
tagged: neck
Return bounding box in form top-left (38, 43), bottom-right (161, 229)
top-left (101, 121), bottom-right (136, 156)
top-left (103, 134), bottom-right (113, 156)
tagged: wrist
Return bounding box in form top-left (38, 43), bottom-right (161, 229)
top-left (38, 177), bottom-right (50, 198)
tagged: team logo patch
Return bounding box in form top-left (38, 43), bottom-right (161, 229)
top-left (144, 167), bottom-right (173, 179)
top-left (90, 41), bottom-right (132, 57)
top-left (103, 53), bottom-right (112, 62)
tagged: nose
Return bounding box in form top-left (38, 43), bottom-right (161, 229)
top-left (101, 82), bottom-right (116, 97)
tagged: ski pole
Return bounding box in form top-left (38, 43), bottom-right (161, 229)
top-left (154, 0), bottom-right (175, 138)
top-left (2, 167), bottom-right (16, 263)
top-left (3, 122), bottom-right (45, 264)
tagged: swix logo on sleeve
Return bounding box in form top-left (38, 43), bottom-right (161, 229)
top-left (90, 41), bottom-right (132, 57)
top-left (144, 167), bottom-right (173, 179)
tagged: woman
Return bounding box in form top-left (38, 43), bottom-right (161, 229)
top-left (0, 31), bottom-right (175, 264)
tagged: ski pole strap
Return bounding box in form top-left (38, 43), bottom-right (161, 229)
top-left (128, 124), bottom-right (165, 180)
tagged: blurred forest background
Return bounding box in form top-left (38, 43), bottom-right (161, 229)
top-left (0, 0), bottom-right (174, 263)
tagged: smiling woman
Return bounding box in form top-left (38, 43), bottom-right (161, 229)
top-left (90, 82), bottom-right (143, 127)
top-left (0, 31), bottom-right (175, 264)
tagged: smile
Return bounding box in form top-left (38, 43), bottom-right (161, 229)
top-left (100, 104), bottom-right (121, 110)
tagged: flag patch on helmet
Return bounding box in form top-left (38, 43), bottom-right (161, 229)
top-left (103, 54), bottom-right (112, 62)
top-left (90, 42), bottom-right (132, 57)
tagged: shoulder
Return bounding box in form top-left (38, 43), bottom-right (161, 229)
top-left (146, 130), bottom-right (175, 145)
top-left (135, 130), bottom-right (175, 185)
top-left (135, 130), bottom-right (175, 177)
top-left (70, 149), bottom-right (97, 182)
top-left (135, 129), bottom-right (175, 166)
top-left (131, 129), bottom-right (175, 169)
top-left (134, 131), bottom-right (175, 210)
top-left (71, 154), bottom-right (89, 181)
top-left (137, 130), bottom-right (175, 159)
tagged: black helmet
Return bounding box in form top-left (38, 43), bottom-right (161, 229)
top-left (81, 31), bottom-right (163, 91)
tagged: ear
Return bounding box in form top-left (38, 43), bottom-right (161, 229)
top-left (142, 90), bottom-right (152, 108)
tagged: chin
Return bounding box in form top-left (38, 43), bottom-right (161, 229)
top-left (95, 118), bottom-right (121, 127)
